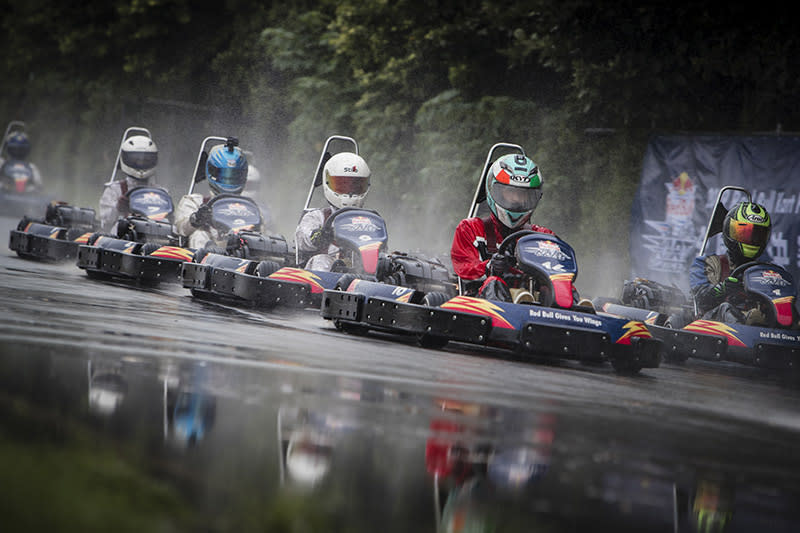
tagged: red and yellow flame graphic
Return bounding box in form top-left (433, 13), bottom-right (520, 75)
top-left (441, 296), bottom-right (514, 329)
top-left (149, 246), bottom-right (194, 261)
top-left (268, 267), bottom-right (324, 293)
top-left (73, 232), bottom-right (92, 244)
top-left (122, 242), bottom-right (138, 254)
top-left (683, 320), bottom-right (745, 347)
top-left (49, 227), bottom-right (60, 238)
top-left (23, 222), bottom-right (33, 232)
top-left (615, 320), bottom-right (653, 345)
top-left (235, 261), bottom-right (249, 273)
top-left (772, 296), bottom-right (796, 327)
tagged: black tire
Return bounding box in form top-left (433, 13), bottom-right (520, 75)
top-left (86, 232), bottom-right (108, 245)
top-left (65, 227), bottom-right (88, 241)
top-left (85, 269), bottom-right (112, 281)
top-left (417, 291), bottom-right (451, 349)
top-left (611, 358), bottom-right (642, 375)
top-left (139, 242), bottom-right (161, 256)
top-left (255, 260), bottom-right (281, 278)
top-left (333, 319), bottom-right (369, 336)
top-left (335, 273), bottom-right (360, 291)
top-left (422, 291), bottom-right (449, 307)
top-left (194, 245), bottom-right (225, 264)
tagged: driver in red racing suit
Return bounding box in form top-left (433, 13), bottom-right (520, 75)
top-left (451, 153), bottom-right (554, 301)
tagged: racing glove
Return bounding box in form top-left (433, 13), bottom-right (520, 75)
top-left (486, 252), bottom-right (513, 278)
top-left (309, 227), bottom-right (332, 249)
top-left (711, 276), bottom-right (741, 298)
top-left (189, 203), bottom-right (212, 228)
top-left (116, 194), bottom-right (129, 215)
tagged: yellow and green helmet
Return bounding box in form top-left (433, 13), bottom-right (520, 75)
top-left (722, 201), bottom-right (771, 263)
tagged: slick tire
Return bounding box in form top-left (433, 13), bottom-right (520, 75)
top-left (417, 291), bottom-right (450, 349)
top-left (610, 357), bottom-right (643, 375)
top-left (139, 242), bottom-right (161, 256)
top-left (255, 260), bottom-right (281, 278)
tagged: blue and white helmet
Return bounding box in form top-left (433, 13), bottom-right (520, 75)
top-left (206, 143), bottom-right (248, 194)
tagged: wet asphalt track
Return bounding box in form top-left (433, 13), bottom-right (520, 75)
top-left (2, 214), bottom-right (800, 531)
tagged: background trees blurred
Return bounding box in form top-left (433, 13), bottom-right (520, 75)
top-left (2, 0), bottom-right (797, 293)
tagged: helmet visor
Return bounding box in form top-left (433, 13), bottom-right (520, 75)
top-left (122, 151), bottom-right (158, 171)
top-left (208, 165), bottom-right (247, 186)
top-left (491, 182), bottom-right (542, 212)
top-left (727, 221), bottom-right (770, 247)
top-left (326, 174), bottom-right (369, 195)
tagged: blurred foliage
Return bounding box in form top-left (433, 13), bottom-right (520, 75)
top-left (1, 0), bottom-right (797, 291)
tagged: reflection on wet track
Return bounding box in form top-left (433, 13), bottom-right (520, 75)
top-left (1, 216), bottom-right (799, 531)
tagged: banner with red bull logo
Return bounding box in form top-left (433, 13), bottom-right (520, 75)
top-left (630, 134), bottom-right (800, 289)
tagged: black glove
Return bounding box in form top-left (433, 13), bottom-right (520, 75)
top-left (711, 276), bottom-right (742, 298)
top-left (309, 227), bottom-right (332, 249)
top-left (116, 194), bottom-right (129, 214)
top-left (190, 203), bottom-right (212, 228)
top-left (486, 252), bottom-right (513, 277)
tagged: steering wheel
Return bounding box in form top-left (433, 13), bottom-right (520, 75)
top-left (320, 206), bottom-right (380, 235)
top-left (496, 230), bottom-right (538, 257)
top-left (729, 261), bottom-right (775, 280)
top-left (728, 261), bottom-right (781, 327)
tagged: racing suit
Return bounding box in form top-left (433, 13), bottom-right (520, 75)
top-left (690, 253), bottom-right (766, 325)
top-left (0, 157), bottom-right (43, 193)
top-left (451, 214), bottom-right (555, 300)
top-left (98, 175), bottom-right (154, 233)
top-left (295, 206), bottom-right (341, 271)
top-left (174, 193), bottom-right (221, 250)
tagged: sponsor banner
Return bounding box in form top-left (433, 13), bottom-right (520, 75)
top-left (630, 135), bottom-right (800, 290)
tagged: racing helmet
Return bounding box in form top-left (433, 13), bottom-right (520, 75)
top-left (5, 131), bottom-right (31, 159)
top-left (285, 429), bottom-right (333, 487)
top-left (722, 201), bottom-right (771, 265)
top-left (485, 153), bottom-right (543, 229)
top-left (322, 152), bottom-right (371, 208)
top-left (206, 143), bottom-right (248, 195)
top-left (120, 135), bottom-right (158, 180)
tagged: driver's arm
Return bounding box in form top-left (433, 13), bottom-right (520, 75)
top-left (451, 218), bottom-right (490, 280)
top-left (690, 255), bottom-right (725, 312)
top-left (98, 183), bottom-right (121, 232)
top-left (174, 193), bottom-right (204, 237)
top-left (295, 209), bottom-right (326, 253)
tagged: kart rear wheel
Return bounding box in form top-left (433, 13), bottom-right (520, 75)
top-left (255, 260), bottom-right (281, 278)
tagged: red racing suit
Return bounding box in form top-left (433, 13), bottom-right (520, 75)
top-left (451, 215), bottom-right (555, 294)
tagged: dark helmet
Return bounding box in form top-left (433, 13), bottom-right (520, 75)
top-left (722, 201), bottom-right (771, 265)
top-left (6, 131), bottom-right (31, 159)
top-left (206, 143), bottom-right (248, 195)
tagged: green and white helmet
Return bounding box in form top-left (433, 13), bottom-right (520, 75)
top-left (485, 154), bottom-right (543, 229)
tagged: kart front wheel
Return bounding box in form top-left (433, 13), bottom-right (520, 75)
top-left (610, 357), bottom-right (642, 375)
top-left (255, 260), bottom-right (281, 278)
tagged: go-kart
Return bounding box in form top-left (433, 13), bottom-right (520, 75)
top-left (321, 143), bottom-right (661, 374)
top-left (78, 135), bottom-right (290, 284)
top-left (597, 186), bottom-right (800, 370)
top-left (76, 126), bottom-right (191, 282)
top-left (0, 121), bottom-right (53, 218)
top-left (9, 201), bottom-right (99, 261)
top-left (182, 135), bottom-right (455, 308)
